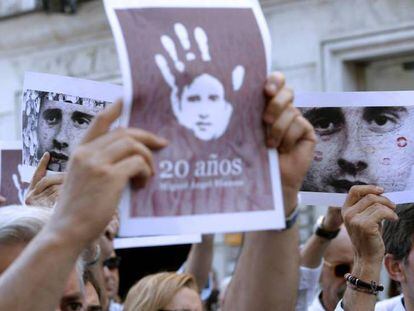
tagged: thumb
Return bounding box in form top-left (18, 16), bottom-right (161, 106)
top-left (29, 152), bottom-right (50, 190)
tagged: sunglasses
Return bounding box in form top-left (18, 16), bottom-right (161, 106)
top-left (324, 260), bottom-right (352, 277)
top-left (103, 256), bottom-right (121, 270)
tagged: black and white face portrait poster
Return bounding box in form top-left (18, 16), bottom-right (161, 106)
top-left (105, 0), bottom-right (286, 236)
top-left (0, 141), bottom-right (29, 206)
top-left (21, 72), bottom-right (122, 182)
top-left (296, 91), bottom-right (414, 206)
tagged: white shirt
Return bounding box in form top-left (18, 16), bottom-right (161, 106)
top-left (109, 300), bottom-right (123, 311)
top-left (375, 295), bottom-right (405, 311)
top-left (308, 293), bottom-right (327, 311)
top-left (296, 265), bottom-right (323, 311)
top-left (334, 295), bottom-right (405, 311)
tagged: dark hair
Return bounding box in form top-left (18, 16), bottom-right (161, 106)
top-left (383, 204), bottom-right (414, 263)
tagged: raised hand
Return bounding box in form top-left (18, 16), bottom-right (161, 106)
top-left (263, 72), bottom-right (317, 213)
top-left (341, 185), bottom-right (398, 311)
top-left (49, 101), bottom-right (168, 247)
top-left (342, 185), bottom-right (398, 263)
top-left (25, 152), bottom-right (64, 208)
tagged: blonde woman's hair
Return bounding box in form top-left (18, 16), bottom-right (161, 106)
top-left (124, 272), bottom-right (199, 311)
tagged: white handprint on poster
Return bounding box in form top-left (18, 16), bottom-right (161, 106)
top-left (155, 23), bottom-right (245, 141)
top-left (105, 0), bottom-right (285, 236)
top-left (0, 142), bottom-right (30, 206)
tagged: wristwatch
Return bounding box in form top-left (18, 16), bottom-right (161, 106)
top-left (314, 215), bottom-right (340, 240)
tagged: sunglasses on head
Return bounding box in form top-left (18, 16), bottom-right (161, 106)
top-left (324, 260), bottom-right (352, 277)
top-left (103, 256), bottom-right (121, 270)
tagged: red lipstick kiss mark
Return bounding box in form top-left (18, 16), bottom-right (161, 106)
top-left (382, 158), bottom-right (391, 166)
top-left (314, 151), bottom-right (323, 162)
top-left (397, 137), bottom-right (407, 148)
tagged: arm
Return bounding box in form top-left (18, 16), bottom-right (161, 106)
top-left (300, 207), bottom-right (342, 268)
top-left (224, 72), bottom-right (316, 310)
top-left (0, 222), bottom-right (84, 310)
top-left (226, 219), bottom-right (300, 310)
top-left (296, 207), bottom-right (343, 310)
top-left (341, 185), bottom-right (398, 311)
top-left (0, 101), bottom-right (167, 311)
top-left (185, 235), bottom-right (214, 292)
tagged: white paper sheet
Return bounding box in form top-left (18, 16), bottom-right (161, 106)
top-left (114, 234), bottom-right (201, 249)
top-left (105, 0), bottom-right (286, 236)
top-left (21, 72), bottom-right (122, 182)
top-left (296, 91), bottom-right (414, 206)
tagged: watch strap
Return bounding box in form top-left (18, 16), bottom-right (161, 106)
top-left (315, 224), bottom-right (340, 239)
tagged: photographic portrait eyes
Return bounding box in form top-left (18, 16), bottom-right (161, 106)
top-left (185, 94), bottom-right (221, 103)
top-left (72, 111), bottom-right (93, 129)
top-left (187, 95), bottom-right (201, 103)
top-left (304, 108), bottom-right (345, 136)
top-left (62, 301), bottom-right (83, 311)
top-left (42, 108), bottom-right (62, 126)
top-left (208, 94), bottom-right (219, 102)
top-left (363, 107), bottom-right (406, 133)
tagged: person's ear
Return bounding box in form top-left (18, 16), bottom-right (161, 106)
top-left (384, 253), bottom-right (406, 283)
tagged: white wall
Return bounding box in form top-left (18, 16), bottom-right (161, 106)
top-left (2, 0), bottom-right (414, 139)
top-left (0, 0), bottom-right (37, 18)
top-left (263, 0), bottom-right (414, 92)
top-left (0, 1), bottom-right (120, 140)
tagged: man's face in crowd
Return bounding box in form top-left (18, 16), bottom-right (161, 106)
top-left (0, 242), bottom-right (84, 311)
top-left (37, 98), bottom-right (101, 172)
top-left (301, 106), bottom-right (414, 193)
top-left (177, 74), bottom-right (233, 141)
top-left (57, 268), bottom-right (84, 311)
top-left (103, 251), bottom-right (120, 300)
top-left (394, 241), bottom-right (414, 304)
top-left (85, 281), bottom-right (102, 311)
top-left (320, 229), bottom-right (353, 311)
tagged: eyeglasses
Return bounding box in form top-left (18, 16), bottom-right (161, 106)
top-left (324, 260), bottom-right (352, 277)
top-left (103, 256), bottom-right (121, 270)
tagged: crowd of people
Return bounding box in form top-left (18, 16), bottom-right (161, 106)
top-left (0, 72), bottom-right (410, 311)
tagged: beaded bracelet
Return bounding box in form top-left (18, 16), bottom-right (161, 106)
top-left (344, 273), bottom-right (384, 295)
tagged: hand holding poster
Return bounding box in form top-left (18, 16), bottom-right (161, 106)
top-left (105, 0), bottom-right (285, 235)
top-left (296, 91), bottom-right (414, 206)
